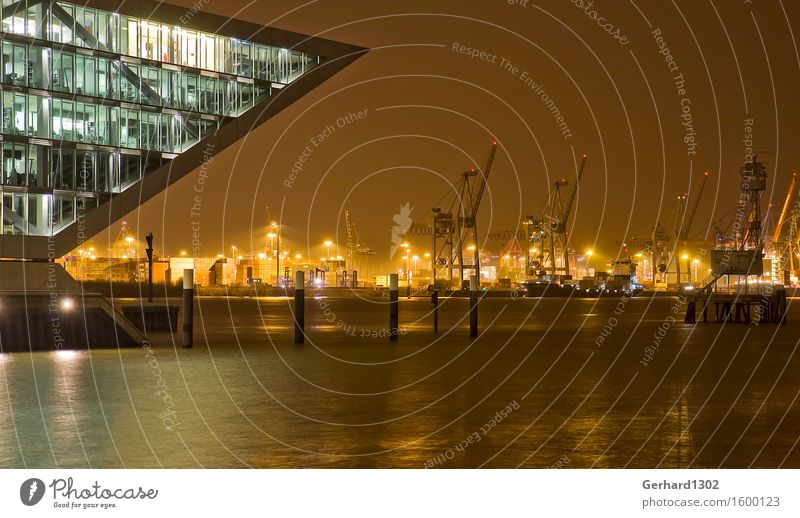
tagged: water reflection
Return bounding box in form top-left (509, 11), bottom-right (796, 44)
top-left (0, 297), bottom-right (797, 468)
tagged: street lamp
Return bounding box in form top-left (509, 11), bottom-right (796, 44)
top-left (680, 254), bottom-right (689, 284)
top-left (692, 258), bottom-right (700, 284)
top-left (324, 240), bottom-right (333, 259)
top-left (402, 244), bottom-right (411, 298)
top-left (424, 252), bottom-right (431, 271)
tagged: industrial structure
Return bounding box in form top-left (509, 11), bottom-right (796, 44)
top-left (524, 154), bottom-right (587, 282)
top-left (401, 141), bottom-right (497, 288)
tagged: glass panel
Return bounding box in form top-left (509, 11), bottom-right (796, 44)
top-left (26, 193), bottom-right (51, 235)
top-left (119, 153), bottom-right (140, 191)
top-left (77, 150), bottom-right (95, 191)
top-left (120, 63), bottom-right (140, 103)
top-left (28, 143), bottom-right (47, 187)
top-left (2, 192), bottom-right (26, 234)
top-left (3, 142), bottom-right (26, 186)
top-left (53, 50), bottom-right (74, 93)
top-left (53, 193), bottom-right (76, 233)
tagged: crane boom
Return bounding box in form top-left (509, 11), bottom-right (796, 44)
top-left (680, 171), bottom-right (709, 240)
top-left (771, 172), bottom-right (797, 245)
top-left (561, 154), bottom-right (587, 229)
top-left (469, 141), bottom-right (497, 221)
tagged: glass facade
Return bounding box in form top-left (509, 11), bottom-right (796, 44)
top-left (0, 0), bottom-right (318, 237)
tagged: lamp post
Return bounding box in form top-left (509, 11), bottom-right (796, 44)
top-left (681, 254), bottom-right (689, 284)
top-left (324, 240), bottom-right (333, 260)
top-left (272, 222), bottom-right (280, 287)
top-left (401, 242), bottom-right (410, 298)
top-left (231, 245), bottom-right (237, 284)
top-left (692, 258), bottom-right (699, 284)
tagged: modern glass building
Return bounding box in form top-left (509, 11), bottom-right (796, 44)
top-left (0, 0), bottom-right (363, 253)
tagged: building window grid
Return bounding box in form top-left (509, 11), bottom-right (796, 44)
top-left (0, 0), bottom-right (317, 237)
top-left (0, 1), bottom-right (317, 83)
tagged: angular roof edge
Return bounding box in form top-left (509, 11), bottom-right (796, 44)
top-left (76, 0), bottom-right (362, 59)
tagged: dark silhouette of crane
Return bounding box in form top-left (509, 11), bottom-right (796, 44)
top-left (527, 154), bottom-right (587, 280)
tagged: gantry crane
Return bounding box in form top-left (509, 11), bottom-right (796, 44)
top-left (671, 171), bottom-right (709, 283)
top-left (398, 141), bottom-right (497, 288)
top-left (526, 154), bottom-right (587, 279)
top-left (454, 141), bottom-right (497, 284)
top-left (769, 172), bottom-right (799, 283)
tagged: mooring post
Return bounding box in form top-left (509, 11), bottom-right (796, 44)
top-left (470, 274), bottom-right (478, 337)
top-left (390, 273), bottom-right (399, 341)
top-left (294, 270), bottom-right (305, 343)
top-left (145, 232), bottom-right (154, 303)
top-left (182, 269), bottom-right (193, 348)
top-left (431, 288), bottom-right (439, 333)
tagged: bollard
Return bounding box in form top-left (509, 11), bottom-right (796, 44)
top-left (145, 232), bottom-right (154, 303)
top-left (389, 274), bottom-right (399, 341)
top-left (469, 274), bottom-right (478, 337)
top-left (182, 269), bottom-right (193, 348)
top-left (294, 270), bottom-right (305, 343)
top-left (431, 288), bottom-right (439, 333)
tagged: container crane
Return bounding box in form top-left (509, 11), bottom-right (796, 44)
top-left (533, 154), bottom-right (587, 279)
top-left (455, 141), bottom-right (497, 284)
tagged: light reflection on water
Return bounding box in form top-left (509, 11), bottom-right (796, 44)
top-left (1, 297), bottom-right (798, 468)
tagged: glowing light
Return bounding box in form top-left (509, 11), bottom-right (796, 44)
top-left (54, 350), bottom-right (78, 360)
top-left (295, 254), bottom-right (302, 259)
top-left (125, 236), bottom-right (134, 243)
top-left (180, 250), bottom-right (187, 256)
top-left (324, 240), bottom-right (333, 247)
top-left (585, 250), bottom-right (593, 256)
top-left (681, 254), bottom-right (689, 260)
top-left (61, 298), bottom-right (74, 310)
top-left (258, 253), bottom-right (266, 259)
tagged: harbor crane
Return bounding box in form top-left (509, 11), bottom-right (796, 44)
top-left (454, 141), bottom-right (497, 285)
top-left (526, 154), bottom-right (587, 279)
top-left (672, 170), bottom-right (709, 283)
top-left (398, 141), bottom-right (497, 288)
